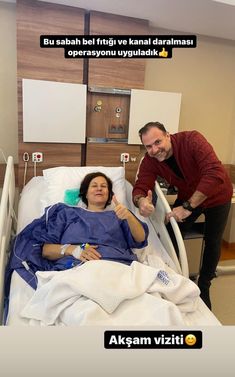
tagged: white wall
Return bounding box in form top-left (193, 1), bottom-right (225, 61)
top-left (145, 28), bottom-right (235, 164)
top-left (231, 98), bottom-right (235, 164)
top-left (0, 1), bottom-right (17, 162)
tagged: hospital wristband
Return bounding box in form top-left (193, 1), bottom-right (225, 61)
top-left (60, 244), bottom-right (70, 256)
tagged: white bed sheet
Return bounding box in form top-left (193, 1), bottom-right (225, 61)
top-left (7, 269), bottom-right (220, 326)
top-left (7, 175), bottom-right (220, 326)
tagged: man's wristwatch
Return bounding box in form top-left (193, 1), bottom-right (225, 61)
top-left (182, 201), bottom-right (195, 212)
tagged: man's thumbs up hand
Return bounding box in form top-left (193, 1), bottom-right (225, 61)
top-left (137, 191), bottom-right (154, 218)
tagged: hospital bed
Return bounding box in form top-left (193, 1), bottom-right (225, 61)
top-left (0, 156), bottom-right (221, 326)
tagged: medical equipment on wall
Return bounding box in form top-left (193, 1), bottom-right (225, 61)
top-left (88, 87), bottom-right (129, 140)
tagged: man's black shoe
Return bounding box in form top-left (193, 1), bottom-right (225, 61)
top-left (198, 279), bottom-right (212, 310)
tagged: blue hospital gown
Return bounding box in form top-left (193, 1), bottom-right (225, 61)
top-left (5, 203), bottom-right (149, 290)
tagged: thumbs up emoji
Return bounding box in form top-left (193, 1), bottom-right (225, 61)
top-left (159, 48), bottom-right (168, 57)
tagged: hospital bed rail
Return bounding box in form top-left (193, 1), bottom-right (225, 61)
top-left (152, 181), bottom-right (235, 277)
top-left (0, 156), bottom-right (15, 323)
top-left (150, 181), bottom-right (189, 278)
top-left (134, 156), bottom-right (189, 277)
top-left (125, 179), bottom-right (189, 277)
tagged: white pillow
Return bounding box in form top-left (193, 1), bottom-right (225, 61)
top-left (41, 166), bottom-right (127, 210)
top-left (17, 176), bottom-right (46, 233)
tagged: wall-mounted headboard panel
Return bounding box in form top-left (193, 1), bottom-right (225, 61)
top-left (88, 11), bottom-right (148, 89)
top-left (17, 0), bottom-right (85, 83)
top-left (17, 0), bottom-right (86, 188)
top-left (17, 1), bottom-right (150, 189)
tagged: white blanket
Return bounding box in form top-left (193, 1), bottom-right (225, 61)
top-left (21, 260), bottom-right (200, 326)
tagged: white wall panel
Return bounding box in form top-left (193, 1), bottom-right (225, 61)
top-left (128, 89), bottom-right (181, 144)
top-left (23, 79), bottom-right (86, 143)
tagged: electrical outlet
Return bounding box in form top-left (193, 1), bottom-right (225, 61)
top-left (23, 152), bottom-right (29, 162)
top-left (32, 152), bottom-right (43, 162)
top-left (120, 153), bottom-right (129, 163)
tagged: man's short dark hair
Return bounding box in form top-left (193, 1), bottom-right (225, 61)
top-left (138, 121), bottom-right (167, 141)
top-left (79, 172), bottom-right (113, 208)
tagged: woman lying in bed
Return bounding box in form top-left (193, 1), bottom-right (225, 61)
top-left (6, 173), bottom-right (201, 326)
top-left (42, 172), bottom-right (149, 264)
top-left (5, 172), bottom-right (148, 292)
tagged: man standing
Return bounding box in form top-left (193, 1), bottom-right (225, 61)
top-left (133, 121), bottom-right (233, 309)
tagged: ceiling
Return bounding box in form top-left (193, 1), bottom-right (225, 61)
top-left (3, 0), bottom-right (235, 41)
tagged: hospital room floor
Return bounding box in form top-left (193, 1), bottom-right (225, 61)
top-left (210, 246), bottom-right (235, 325)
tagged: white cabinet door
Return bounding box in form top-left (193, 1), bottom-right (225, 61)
top-left (23, 79), bottom-right (86, 143)
top-left (128, 89), bottom-right (181, 144)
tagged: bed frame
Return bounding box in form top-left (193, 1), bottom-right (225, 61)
top-left (0, 156), bottom-right (15, 323)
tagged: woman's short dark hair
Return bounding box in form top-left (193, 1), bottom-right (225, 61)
top-left (79, 172), bottom-right (113, 208)
top-left (138, 121), bottom-right (167, 141)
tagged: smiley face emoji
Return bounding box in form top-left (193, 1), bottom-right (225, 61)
top-left (185, 334), bottom-right (197, 346)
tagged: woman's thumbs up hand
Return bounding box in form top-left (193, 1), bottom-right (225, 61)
top-left (112, 195), bottom-right (130, 220)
